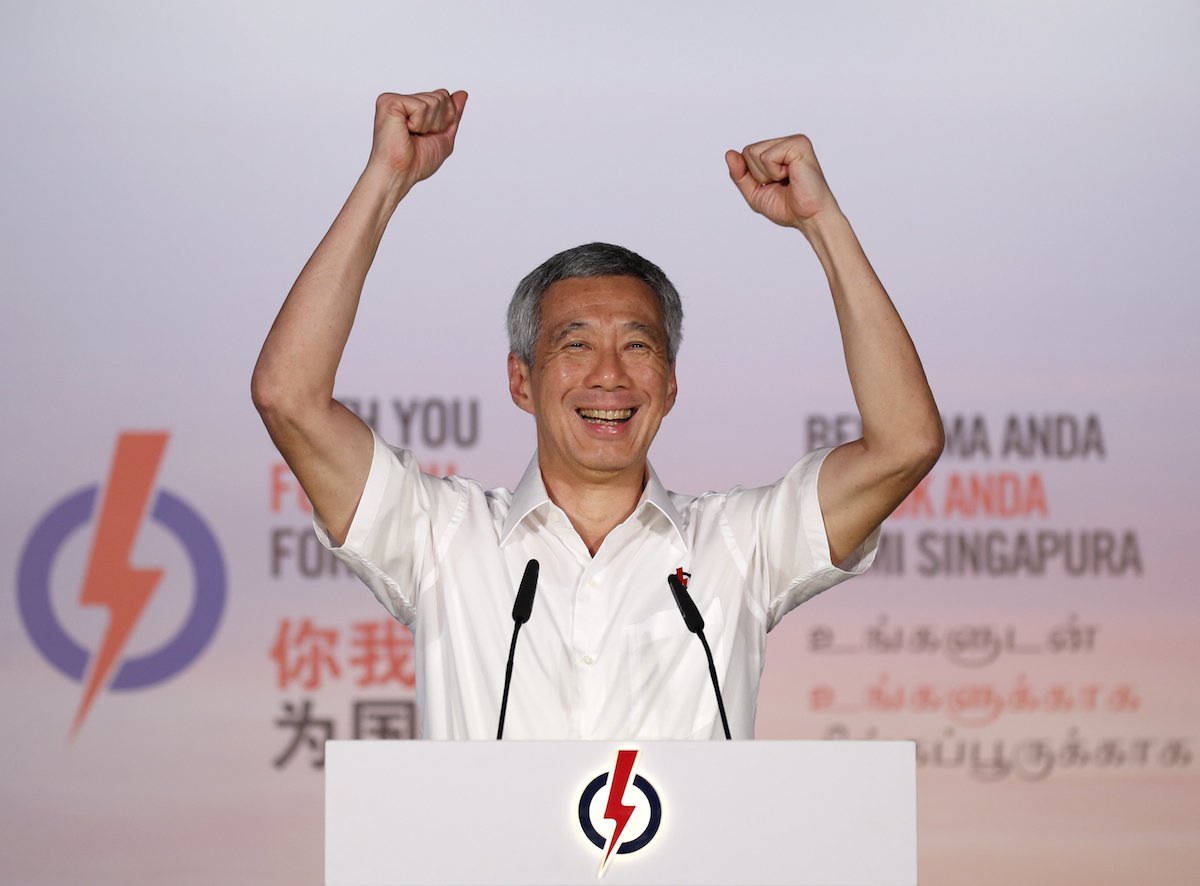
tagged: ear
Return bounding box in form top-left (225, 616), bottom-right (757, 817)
top-left (508, 353), bottom-right (536, 415)
top-left (663, 364), bottom-right (678, 417)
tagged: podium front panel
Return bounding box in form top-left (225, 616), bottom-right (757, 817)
top-left (326, 740), bottom-right (916, 886)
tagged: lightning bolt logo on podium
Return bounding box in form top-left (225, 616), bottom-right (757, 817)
top-left (599, 748), bottom-right (640, 877)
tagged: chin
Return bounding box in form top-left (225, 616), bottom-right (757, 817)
top-left (574, 448), bottom-right (642, 474)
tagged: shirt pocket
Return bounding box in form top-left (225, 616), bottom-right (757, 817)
top-left (625, 597), bottom-right (725, 739)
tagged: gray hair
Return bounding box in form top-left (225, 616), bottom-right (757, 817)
top-left (506, 242), bottom-right (683, 366)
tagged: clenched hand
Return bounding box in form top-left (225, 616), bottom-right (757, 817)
top-left (368, 89), bottom-right (468, 190)
top-left (726, 135), bottom-right (840, 230)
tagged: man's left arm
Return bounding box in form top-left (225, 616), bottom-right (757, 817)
top-left (727, 135), bottom-right (944, 566)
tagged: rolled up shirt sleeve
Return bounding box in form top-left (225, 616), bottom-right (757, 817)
top-left (722, 447), bottom-right (880, 631)
top-left (313, 428), bottom-right (462, 625)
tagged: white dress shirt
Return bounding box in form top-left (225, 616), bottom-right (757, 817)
top-left (316, 430), bottom-right (878, 739)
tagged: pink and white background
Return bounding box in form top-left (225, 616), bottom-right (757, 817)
top-left (2, 2), bottom-right (1197, 883)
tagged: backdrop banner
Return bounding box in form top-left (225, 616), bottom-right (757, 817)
top-left (3, 3), bottom-right (1197, 884)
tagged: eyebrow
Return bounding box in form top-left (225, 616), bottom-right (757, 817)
top-left (549, 320), bottom-right (664, 345)
top-left (623, 321), bottom-right (663, 341)
top-left (550, 321), bottom-right (591, 345)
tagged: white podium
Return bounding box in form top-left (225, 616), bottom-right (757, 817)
top-left (326, 740), bottom-right (916, 886)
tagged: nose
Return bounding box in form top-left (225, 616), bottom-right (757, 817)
top-left (585, 344), bottom-right (632, 390)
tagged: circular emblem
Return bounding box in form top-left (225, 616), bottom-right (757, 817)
top-left (577, 771), bottom-right (663, 855)
top-left (18, 484), bottom-right (227, 688)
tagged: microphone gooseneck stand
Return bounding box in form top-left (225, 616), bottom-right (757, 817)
top-left (497, 559), bottom-right (540, 740)
top-left (495, 561), bottom-right (729, 740)
top-left (668, 571), bottom-right (732, 740)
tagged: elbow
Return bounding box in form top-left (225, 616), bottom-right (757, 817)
top-left (251, 359), bottom-right (332, 438)
top-left (250, 363), bottom-right (282, 418)
top-left (876, 417), bottom-right (943, 484)
top-left (250, 360), bottom-right (304, 428)
top-left (907, 417), bottom-right (945, 479)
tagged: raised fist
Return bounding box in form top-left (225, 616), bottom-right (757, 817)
top-left (725, 134), bottom-right (839, 229)
top-left (369, 89), bottom-right (468, 188)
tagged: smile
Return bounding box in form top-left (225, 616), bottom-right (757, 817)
top-left (577, 408), bottom-right (635, 425)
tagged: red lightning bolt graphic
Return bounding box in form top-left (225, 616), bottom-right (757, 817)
top-left (70, 432), bottom-right (169, 739)
top-left (599, 748), bottom-right (640, 877)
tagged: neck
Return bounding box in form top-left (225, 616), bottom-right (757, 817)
top-left (540, 460), bottom-right (647, 557)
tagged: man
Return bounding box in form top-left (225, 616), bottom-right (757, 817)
top-left (252, 89), bottom-right (943, 739)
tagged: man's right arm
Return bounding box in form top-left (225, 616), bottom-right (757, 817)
top-left (251, 89), bottom-right (467, 546)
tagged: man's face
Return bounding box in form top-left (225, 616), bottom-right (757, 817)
top-left (508, 275), bottom-right (678, 486)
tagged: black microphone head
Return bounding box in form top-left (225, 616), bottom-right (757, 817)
top-left (512, 559), bottom-right (539, 624)
top-left (667, 572), bottom-right (705, 633)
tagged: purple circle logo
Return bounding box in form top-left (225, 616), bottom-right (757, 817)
top-left (16, 433), bottom-right (226, 735)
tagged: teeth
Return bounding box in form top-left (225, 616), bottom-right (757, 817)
top-left (579, 408), bottom-right (634, 420)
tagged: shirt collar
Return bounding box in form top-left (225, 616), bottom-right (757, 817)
top-left (500, 452), bottom-right (687, 548)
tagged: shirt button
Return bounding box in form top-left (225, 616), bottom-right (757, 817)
top-left (582, 655), bottom-right (595, 666)
top-left (587, 577), bottom-right (598, 588)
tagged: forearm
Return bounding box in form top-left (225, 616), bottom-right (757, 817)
top-left (727, 133), bottom-right (941, 559)
top-left (252, 164), bottom-right (411, 411)
top-left (800, 209), bottom-right (942, 465)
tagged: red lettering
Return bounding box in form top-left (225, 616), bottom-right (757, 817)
top-left (810, 685), bottom-right (835, 711)
top-left (942, 472), bottom-right (1048, 518)
top-left (271, 462), bottom-right (312, 514)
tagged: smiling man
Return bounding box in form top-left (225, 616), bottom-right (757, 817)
top-left (252, 89), bottom-right (943, 739)
top-left (507, 269), bottom-right (680, 557)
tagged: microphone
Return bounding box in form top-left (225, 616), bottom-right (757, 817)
top-left (667, 571), bottom-right (732, 740)
top-left (497, 559), bottom-right (539, 739)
